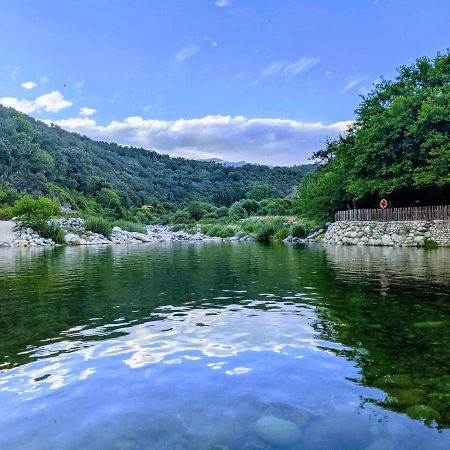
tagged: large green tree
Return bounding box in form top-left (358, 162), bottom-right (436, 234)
top-left (300, 51), bottom-right (450, 222)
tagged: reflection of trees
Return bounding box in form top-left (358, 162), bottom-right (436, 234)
top-left (1, 243), bottom-right (449, 428)
top-left (320, 245), bottom-right (450, 428)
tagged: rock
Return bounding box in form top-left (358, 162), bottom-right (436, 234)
top-left (254, 415), bottom-right (301, 446)
top-left (381, 234), bottom-right (392, 246)
top-left (131, 232), bottom-right (152, 242)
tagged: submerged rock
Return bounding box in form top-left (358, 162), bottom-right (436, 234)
top-left (254, 415), bottom-right (301, 446)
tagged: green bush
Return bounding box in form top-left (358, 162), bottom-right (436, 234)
top-left (290, 223), bottom-right (308, 238)
top-left (0, 205), bottom-right (14, 220)
top-left (29, 220), bottom-right (65, 244)
top-left (228, 202), bottom-right (248, 220)
top-left (172, 223), bottom-right (187, 232)
top-left (424, 238), bottom-right (439, 250)
top-left (171, 209), bottom-right (192, 224)
top-left (185, 201), bottom-right (215, 221)
top-left (202, 224), bottom-right (235, 238)
top-left (113, 220), bottom-right (147, 234)
top-left (254, 223), bottom-right (278, 242)
top-left (215, 207), bottom-right (229, 218)
top-left (85, 217), bottom-right (113, 237)
top-left (272, 229), bottom-right (289, 240)
top-left (13, 195), bottom-right (60, 222)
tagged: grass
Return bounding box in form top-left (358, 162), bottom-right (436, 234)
top-left (113, 219), bottom-right (147, 234)
top-left (85, 217), bottom-right (113, 237)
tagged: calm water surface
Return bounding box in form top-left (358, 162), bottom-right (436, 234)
top-left (0, 243), bottom-right (449, 449)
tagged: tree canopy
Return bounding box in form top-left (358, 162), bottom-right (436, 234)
top-left (299, 51), bottom-right (450, 222)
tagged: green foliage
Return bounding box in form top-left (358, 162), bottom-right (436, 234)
top-left (0, 205), bottom-right (14, 219)
top-left (240, 199), bottom-right (259, 214)
top-left (246, 184), bottom-right (273, 201)
top-left (113, 220), bottom-right (147, 234)
top-left (423, 238), bottom-right (439, 250)
top-left (201, 223), bottom-right (235, 238)
top-left (171, 209), bottom-right (193, 224)
top-left (299, 170), bottom-right (348, 223)
top-left (28, 220), bottom-right (65, 244)
top-left (84, 217), bottom-right (113, 237)
top-left (272, 229), bottom-right (288, 240)
top-left (254, 223), bottom-right (278, 242)
top-left (290, 223), bottom-right (308, 238)
top-left (0, 105), bottom-right (313, 212)
top-left (228, 202), bottom-right (248, 220)
top-left (299, 52), bottom-right (450, 222)
top-left (185, 201), bottom-right (215, 221)
top-left (13, 195), bottom-right (60, 222)
top-left (171, 223), bottom-right (187, 232)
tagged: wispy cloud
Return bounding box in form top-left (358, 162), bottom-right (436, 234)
top-left (42, 114), bottom-right (351, 166)
top-left (216, 0), bottom-right (231, 7)
top-left (10, 66), bottom-right (20, 81)
top-left (79, 107), bottom-right (96, 117)
top-left (254, 57), bottom-right (320, 84)
top-left (74, 80), bottom-right (85, 93)
top-left (344, 76), bottom-right (368, 91)
top-left (0, 91), bottom-right (72, 113)
top-left (173, 45), bottom-right (200, 64)
top-left (21, 81), bottom-right (37, 90)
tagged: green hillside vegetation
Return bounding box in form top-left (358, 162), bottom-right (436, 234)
top-left (299, 52), bottom-right (450, 223)
top-left (0, 104), bottom-right (313, 222)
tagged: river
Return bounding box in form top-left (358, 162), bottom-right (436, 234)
top-left (0, 243), bottom-right (449, 449)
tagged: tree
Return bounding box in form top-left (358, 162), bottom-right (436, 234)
top-left (299, 51), bottom-right (450, 222)
top-left (246, 184), bottom-right (273, 201)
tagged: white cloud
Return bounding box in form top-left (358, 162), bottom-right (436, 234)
top-left (0, 91), bottom-right (72, 113)
top-left (216, 0), bottom-right (231, 6)
top-left (21, 81), bottom-right (37, 90)
top-left (174, 45), bottom-right (199, 64)
top-left (79, 107), bottom-right (96, 116)
top-left (43, 114), bottom-right (352, 166)
top-left (254, 57), bottom-right (320, 84)
top-left (344, 76), bottom-right (368, 91)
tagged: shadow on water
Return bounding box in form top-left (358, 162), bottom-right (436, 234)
top-left (0, 242), bottom-right (449, 449)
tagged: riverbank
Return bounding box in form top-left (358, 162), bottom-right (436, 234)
top-left (322, 220), bottom-right (450, 247)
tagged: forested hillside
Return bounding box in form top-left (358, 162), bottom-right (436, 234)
top-left (0, 105), bottom-right (313, 212)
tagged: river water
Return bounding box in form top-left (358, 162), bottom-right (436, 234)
top-left (0, 243), bottom-right (449, 449)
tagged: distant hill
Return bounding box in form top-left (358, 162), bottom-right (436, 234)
top-left (0, 105), bottom-right (314, 210)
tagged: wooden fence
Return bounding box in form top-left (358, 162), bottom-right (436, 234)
top-left (335, 205), bottom-right (450, 222)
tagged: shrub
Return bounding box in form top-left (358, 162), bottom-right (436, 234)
top-left (254, 223), bottom-right (278, 242)
top-left (272, 229), bottom-right (289, 240)
top-left (29, 220), bottom-right (65, 244)
top-left (85, 217), bottom-right (113, 237)
top-left (13, 196), bottom-right (60, 222)
top-left (172, 223), bottom-right (187, 232)
top-left (424, 238), bottom-right (439, 250)
top-left (246, 184), bottom-right (273, 201)
top-left (203, 224), bottom-right (235, 238)
top-left (171, 209), bottom-right (192, 224)
top-left (290, 223), bottom-right (308, 238)
top-left (240, 199), bottom-right (260, 215)
top-left (228, 202), bottom-right (248, 220)
top-left (215, 207), bottom-right (229, 218)
top-left (185, 201), bottom-right (215, 221)
top-left (0, 205), bottom-right (14, 220)
top-left (114, 220), bottom-right (147, 234)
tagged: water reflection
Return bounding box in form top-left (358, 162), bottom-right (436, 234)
top-left (0, 243), bottom-right (449, 449)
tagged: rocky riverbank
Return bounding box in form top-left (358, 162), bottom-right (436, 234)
top-left (322, 220), bottom-right (450, 247)
top-left (0, 218), bottom-right (243, 248)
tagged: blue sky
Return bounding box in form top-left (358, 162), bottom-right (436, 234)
top-left (1, 0), bottom-right (449, 165)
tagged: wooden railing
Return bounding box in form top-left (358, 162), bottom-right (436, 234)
top-left (335, 205), bottom-right (450, 222)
